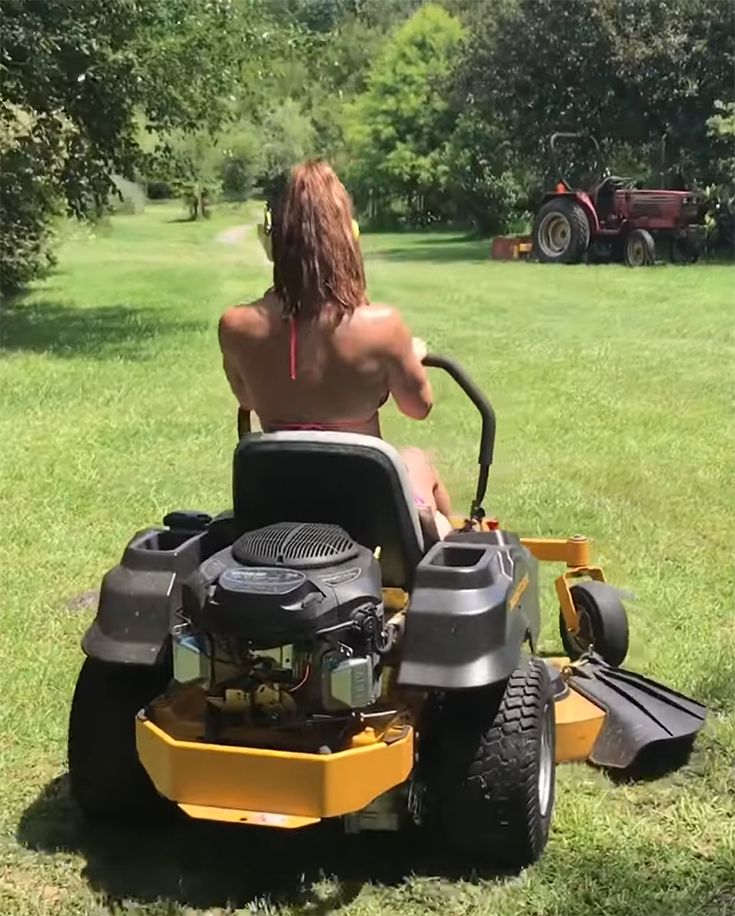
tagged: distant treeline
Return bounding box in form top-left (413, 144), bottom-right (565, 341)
top-left (2, 0), bottom-right (733, 294)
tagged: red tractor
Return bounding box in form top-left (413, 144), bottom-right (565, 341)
top-left (532, 133), bottom-right (704, 266)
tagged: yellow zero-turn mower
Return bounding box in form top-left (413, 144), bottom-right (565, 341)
top-left (68, 355), bottom-right (706, 869)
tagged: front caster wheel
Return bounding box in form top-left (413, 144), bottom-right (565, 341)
top-left (559, 580), bottom-right (629, 667)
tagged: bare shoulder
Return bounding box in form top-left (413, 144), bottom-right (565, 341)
top-left (355, 304), bottom-right (413, 360)
top-left (219, 293), bottom-right (275, 344)
top-left (350, 302), bottom-right (410, 338)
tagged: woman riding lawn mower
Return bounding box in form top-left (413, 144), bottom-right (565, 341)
top-left (67, 162), bottom-right (706, 870)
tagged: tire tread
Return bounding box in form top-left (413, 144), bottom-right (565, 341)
top-left (425, 658), bottom-right (555, 868)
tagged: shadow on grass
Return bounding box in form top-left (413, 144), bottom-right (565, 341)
top-left (604, 737), bottom-right (700, 785)
top-left (1, 299), bottom-right (207, 361)
top-left (17, 775), bottom-right (508, 911)
top-left (18, 773), bottom-right (734, 914)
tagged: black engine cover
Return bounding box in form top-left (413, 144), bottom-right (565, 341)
top-left (182, 522), bottom-right (382, 647)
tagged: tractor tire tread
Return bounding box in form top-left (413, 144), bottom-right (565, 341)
top-left (533, 198), bottom-right (591, 263)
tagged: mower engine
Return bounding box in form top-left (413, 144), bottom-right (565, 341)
top-left (174, 522), bottom-right (389, 743)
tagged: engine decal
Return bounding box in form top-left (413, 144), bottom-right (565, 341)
top-left (219, 567), bottom-right (306, 595)
top-left (318, 567), bottom-right (362, 586)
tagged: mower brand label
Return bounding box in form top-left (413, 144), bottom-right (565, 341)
top-left (509, 575), bottom-right (530, 610)
top-left (219, 567), bottom-right (305, 595)
top-left (318, 567), bottom-right (361, 586)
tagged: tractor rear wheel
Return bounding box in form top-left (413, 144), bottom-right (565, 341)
top-left (423, 658), bottom-right (555, 869)
top-left (624, 228), bottom-right (655, 266)
top-left (671, 235), bottom-right (700, 264)
top-left (68, 657), bottom-right (173, 822)
top-left (532, 198), bottom-right (590, 263)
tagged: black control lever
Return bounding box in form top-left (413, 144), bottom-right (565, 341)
top-left (423, 353), bottom-right (496, 519)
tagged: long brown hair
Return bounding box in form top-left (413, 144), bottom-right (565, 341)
top-left (272, 160), bottom-right (366, 319)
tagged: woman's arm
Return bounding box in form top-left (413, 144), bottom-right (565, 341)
top-left (384, 310), bottom-right (433, 420)
top-left (218, 312), bottom-right (253, 410)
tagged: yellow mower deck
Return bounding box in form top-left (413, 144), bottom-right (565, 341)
top-left (136, 715), bottom-right (414, 825)
top-left (136, 656), bottom-right (605, 829)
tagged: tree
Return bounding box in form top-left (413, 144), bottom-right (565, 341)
top-left (0, 0), bottom-right (264, 293)
top-left (219, 125), bottom-right (264, 202)
top-left (454, 0), bottom-right (735, 188)
top-left (445, 112), bottom-right (528, 233)
top-left (0, 102), bottom-right (63, 293)
top-left (704, 100), bottom-right (735, 252)
top-left (344, 3), bottom-right (466, 225)
top-left (455, 0), bottom-right (619, 179)
top-left (259, 100), bottom-right (317, 201)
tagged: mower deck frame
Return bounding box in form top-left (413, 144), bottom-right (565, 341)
top-left (135, 654), bottom-right (604, 828)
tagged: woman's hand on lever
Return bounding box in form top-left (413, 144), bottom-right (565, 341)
top-left (412, 337), bottom-right (428, 363)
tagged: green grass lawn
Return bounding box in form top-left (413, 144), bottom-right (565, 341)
top-left (1, 201), bottom-right (733, 915)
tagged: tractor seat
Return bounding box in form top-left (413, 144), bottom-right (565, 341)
top-left (232, 431), bottom-right (440, 590)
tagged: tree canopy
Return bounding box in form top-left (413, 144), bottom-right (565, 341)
top-left (344, 4), bottom-right (466, 224)
top-left (0, 0), bottom-right (270, 292)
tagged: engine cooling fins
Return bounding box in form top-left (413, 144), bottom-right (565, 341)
top-left (233, 522), bottom-right (358, 569)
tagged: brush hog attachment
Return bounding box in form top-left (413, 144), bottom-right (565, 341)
top-left (567, 654), bottom-right (707, 770)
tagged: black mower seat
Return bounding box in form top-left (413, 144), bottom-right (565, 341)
top-left (232, 431), bottom-right (435, 590)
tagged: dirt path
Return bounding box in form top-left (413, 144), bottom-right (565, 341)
top-left (215, 223), bottom-right (253, 245)
top-left (215, 221), bottom-right (271, 267)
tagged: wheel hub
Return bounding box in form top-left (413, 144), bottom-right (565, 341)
top-left (538, 703), bottom-right (554, 818)
top-left (567, 607), bottom-right (592, 656)
top-left (630, 240), bottom-right (645, 264)
top-left (538, 213), bottom-right (572, 257)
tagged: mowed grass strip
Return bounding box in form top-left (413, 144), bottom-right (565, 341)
top-left (0, 202), bottom-right (733, 915)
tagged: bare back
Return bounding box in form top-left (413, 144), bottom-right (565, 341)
top-left (219, 292), bottom-right (433, 435)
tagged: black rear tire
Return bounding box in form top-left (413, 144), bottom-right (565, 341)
top-left (671, 235), bottom-right (700, 264)
top-left (532, 198), bottom-right (591, 263)
top-left (68, 657), bottom-right (173, 822)
top-left (423, 658), bottom-right (555, 869)
top-left (624, 228), bottom-right (655, 266)
top-left (559, 580), bottom-right (629, 667)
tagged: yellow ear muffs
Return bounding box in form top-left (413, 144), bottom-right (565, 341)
top-left (257, 203), bottom-right (274, 261)
top-left (257, 222), bottom-right (273, 262)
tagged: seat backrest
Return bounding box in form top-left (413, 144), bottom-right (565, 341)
top-left (232, 431), bottom-right (425, 589)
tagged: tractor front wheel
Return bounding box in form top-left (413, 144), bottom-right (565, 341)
top-left (423, 658), bottom-right (556, 869)
top-left (624, 228), bottom-right (655, 266)
top-left (532, 199), bottom-right (590, 264)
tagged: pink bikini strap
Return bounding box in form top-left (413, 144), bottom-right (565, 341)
top-left (289, 316), bottom-right (297, 381)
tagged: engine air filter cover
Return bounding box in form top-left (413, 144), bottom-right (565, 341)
top-left (233, 522), bottom-right (358, 570)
